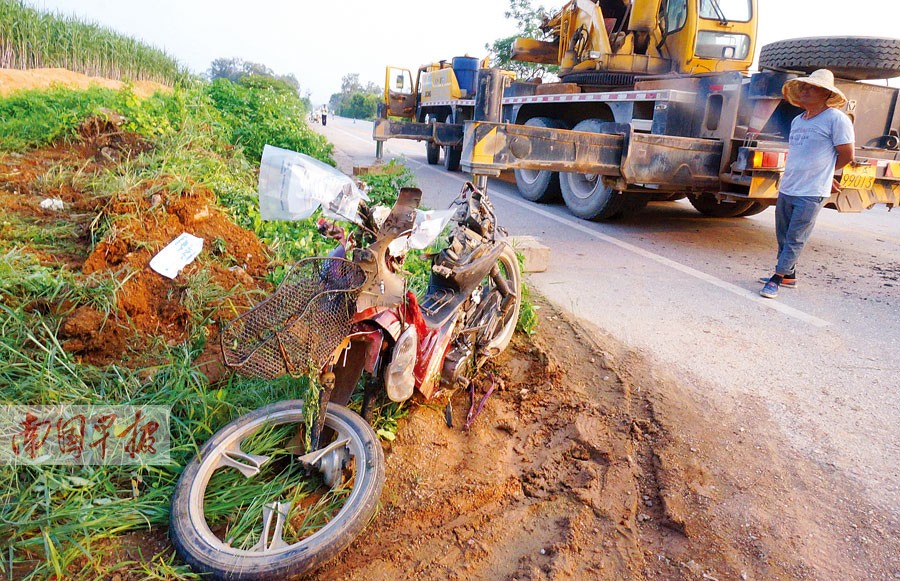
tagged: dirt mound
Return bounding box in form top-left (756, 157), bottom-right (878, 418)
top-left (0, 67), bottom-right (171, 98)
top-left (312, 298), bottom-right (899, 580)
top-left (0, 119), bottom-right (269, 369)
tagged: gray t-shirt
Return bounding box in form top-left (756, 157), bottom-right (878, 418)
top-left (780, 108), bottom-right (854, 197)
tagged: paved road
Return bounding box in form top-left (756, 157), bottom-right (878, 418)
top-left (314, 116), bottom-right (900, 517)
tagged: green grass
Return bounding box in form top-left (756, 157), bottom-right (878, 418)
top-left (0, 80), bottom-right (421, 578)
top-left (0, 72), bottom-right (538, 579)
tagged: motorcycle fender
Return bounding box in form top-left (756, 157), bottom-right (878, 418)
top-left (330, 329), bottom-right (383, 406)
top-left (415, 315), bottom-right (458, 399)
top-left (367, 309), bottom-right (404, 342)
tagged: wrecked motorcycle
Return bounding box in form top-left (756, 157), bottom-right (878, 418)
top-left (170, 149), bottom-right (520, 579)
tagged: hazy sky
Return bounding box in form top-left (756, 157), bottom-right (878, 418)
top-left (24, 0), bottom-right (900, 105)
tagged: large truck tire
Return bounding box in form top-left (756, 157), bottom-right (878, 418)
top-left (687, 193), bottom-right (756, 218)
top-left (736, 201), bottom-right (770, 217)
top-left (560, 119), bottom-right (648, 221)
top-left (514, 117), bottom-right (566, 203)
top-left (759, 37), bottom-right (900, 81)
top-left (443, 145), bottom-right (462, 171)
top-left (443, 111), bottom-right (462, 172)
top-left (426, 141), bottom-right (440, 164)
top-left (425, 114), bottom-right (441, 164)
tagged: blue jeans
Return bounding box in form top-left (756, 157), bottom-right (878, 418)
top-left (775, 194), bottom-right (826, 275)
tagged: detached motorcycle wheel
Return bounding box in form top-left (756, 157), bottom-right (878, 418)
top-left (474, 244), bottom-right (521, 357)
top-left (170, 401), bottom-right (384, 580)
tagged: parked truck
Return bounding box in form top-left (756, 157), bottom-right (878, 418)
top-left (374, 56), bottom-right (493, 171)
top-left (457, 0), bottom-right (900, 220)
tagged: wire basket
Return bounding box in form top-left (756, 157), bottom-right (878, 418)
top-left (221, 257), bottom-right (367, 379)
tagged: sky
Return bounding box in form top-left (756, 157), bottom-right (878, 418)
top-left (23, 0), bottom-right (900, 105)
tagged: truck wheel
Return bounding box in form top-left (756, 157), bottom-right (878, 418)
top-left (443, 145), bottom-right (462, 171)
top-left (687, 193), bottom-right (756, 217)
top-left (426, 142), bottom-right (440, 164)
top-left (514, 117), bottom-right (566, 203)
top-left (649, 193), bottom-right (686, 202)
top-left (560, 119), bottom-right (647, 220)
top-left (759, 37), bottom-right (900, 81)
top-left (736, 202), bottom-right (770, 217)
top-left (443, 112), bottom-right (462, 172)
top-left (425, 114), bottom-right (441, 164)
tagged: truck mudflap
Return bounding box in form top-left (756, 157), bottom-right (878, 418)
top-left (461, 120), bottom-right (722, 190)
top-left (373, 118), bottom-right (463, 147)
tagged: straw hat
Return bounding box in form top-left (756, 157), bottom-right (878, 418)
top-left (782, 69), bottom-right (847, 109)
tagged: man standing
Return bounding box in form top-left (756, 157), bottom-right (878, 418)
top-left (760, 69), bottom-right (855, 299)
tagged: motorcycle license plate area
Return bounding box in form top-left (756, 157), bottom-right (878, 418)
top-left (839, 164), bottom-right (876, 190)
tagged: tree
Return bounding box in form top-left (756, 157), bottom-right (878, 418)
top-left (340, 73), bottom-right (362, 95)
top-left (329, 73), bottom-right (382, 119)
top-left (485, 0), bottom-right (559, 80)
top-left (207, 58), bottom-right (303, 98)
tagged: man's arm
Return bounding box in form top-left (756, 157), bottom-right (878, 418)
top-left (835, 143), bottom-right (854, 170)
top-left (831, 143), bottom-right (855, 193)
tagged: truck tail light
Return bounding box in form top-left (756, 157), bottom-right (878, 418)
top-left (752, 151), bottom-right (786, 169)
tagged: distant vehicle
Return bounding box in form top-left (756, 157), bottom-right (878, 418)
top-left (373, 56), bottom-right (509, 172)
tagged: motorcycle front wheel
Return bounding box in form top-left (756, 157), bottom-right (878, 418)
top-left (475, 243), bottom-right (521, 357)
top-left (170, 401), bottom-right (384, 580)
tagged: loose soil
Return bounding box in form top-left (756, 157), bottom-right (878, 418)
top-left (0, 68), bottom-right (171, 98)
top-left (2, 105), bottom-right (897, 580)
top-left (0, 116), bottom-right (268, 372)
top-left (312, 299), bottom-right (899, 580)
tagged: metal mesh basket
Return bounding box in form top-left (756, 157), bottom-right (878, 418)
top-left (221, 257), bottom-right (367, 379)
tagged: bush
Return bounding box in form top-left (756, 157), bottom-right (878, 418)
top-left (205, 78), bottom-right (332, 165)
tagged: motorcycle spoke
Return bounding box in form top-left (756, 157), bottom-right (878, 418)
top-left (249, 501), bottom-right (292, 553)
top-left (298, 437), bottom-right (351, 488)
top-left (214, 442), bottom-right (271, 478)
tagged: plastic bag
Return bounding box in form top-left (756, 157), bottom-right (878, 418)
top-left (258, 145), bottom-right (368, 222)
top-left (387, 208), bottom-right (456, 256)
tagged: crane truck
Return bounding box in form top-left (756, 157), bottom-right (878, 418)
top-left (456, 0), bottom-right (900, 220)
top-left (374, 56), bottom-right (495, 172)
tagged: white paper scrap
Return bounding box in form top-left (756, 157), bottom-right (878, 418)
top-left (39, 198), bottom-right (65, 211)
top-left (149, 233), bottom-right (204, 279)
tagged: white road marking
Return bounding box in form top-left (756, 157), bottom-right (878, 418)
top-left (334, 123), bottom-right (832, 328)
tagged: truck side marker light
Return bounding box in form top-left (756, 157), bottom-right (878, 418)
top-left (752, 151), bottom-right (786, 169)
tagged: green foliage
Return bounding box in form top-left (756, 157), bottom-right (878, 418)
top-left (360, 162), bottom-right (418, 206)
top-left (208, 57), bottom-right (301, 97)
top-left (516, 276), bottom-right (539, 335)
top-left (238, 74), bottom-right (301, 97)
top-left (485, 0), bottom-right (560, 80)
top-left (0, 0), bottom-right (186, 85)
top-left (205, 78), bottom-right (333, 166)
top-left (329, 72), bottom-right (382, 120)
top-left (0, 85), bottom-right (181, 150)
top-left (339, 92), bottom-right (379, 120)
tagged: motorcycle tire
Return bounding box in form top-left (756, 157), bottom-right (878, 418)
top-left (476, 244), bottom-right (521, 357)
top-left (170, 401), bottom-right (384, 580)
